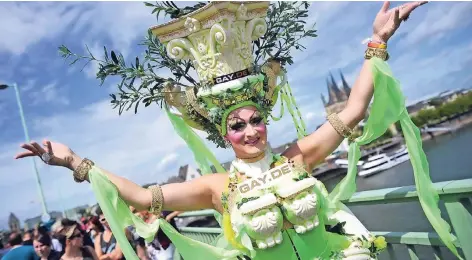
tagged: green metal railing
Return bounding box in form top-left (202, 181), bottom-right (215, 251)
top-left (174, 178), bottom-right (472, 259)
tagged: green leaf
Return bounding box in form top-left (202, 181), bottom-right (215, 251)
top-left (134, 98), bottom-right (141, 114)
top-left (111, 51), bottom-right (119, 64)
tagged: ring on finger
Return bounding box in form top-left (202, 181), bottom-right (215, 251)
top-left (41, 153), bottom-right (52, 164)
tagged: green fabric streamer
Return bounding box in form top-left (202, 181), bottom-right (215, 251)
top-left (270, 71), bottom-right (308, 139)
top-left (166, 108), bottom-right (225, 174)
top-left (329, 58), bottom-right (461, 259)
top-left (88, 167), bottom-right (159, 260)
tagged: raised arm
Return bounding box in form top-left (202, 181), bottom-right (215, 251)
top-left (284, 1), bottom-right (426, 169)
top-left (15, 140), bottom-right (227, 213)
top-left (285, 60), bottom-right (373, 169)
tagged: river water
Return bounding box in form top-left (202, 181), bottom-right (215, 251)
top-left (321, 124), bottom-right (472, 259)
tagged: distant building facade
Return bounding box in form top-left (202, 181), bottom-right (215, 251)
top-left (8, 213), bottom-right (20, 232)
top-left (24, 211), bottom-right (63, 230)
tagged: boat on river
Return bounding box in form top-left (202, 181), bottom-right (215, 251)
top-left (334, 145), bottom-right (410, 177)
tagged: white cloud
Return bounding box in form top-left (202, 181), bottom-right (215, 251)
top-left (305, 111), bottom-right (326, 121)
top-left (0, 2), bottom-right (159, 56)
top-left (72, 2), bottom-right (160, 57)
top-left (0, 2), bottom-right (80, 55)
top-left (389, 41), bottom-right (472, 102)
top-left (156, 153), bottom-right (178, 171)
top-left (29, 81), bottom-right (70, 106)
top-left (400, 2), bottom-right (472, 46)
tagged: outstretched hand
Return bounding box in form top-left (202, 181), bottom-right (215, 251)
top-left (372, 1), bottom-right (428, 44)
top-left (15, 140), bottom-right (78, 170)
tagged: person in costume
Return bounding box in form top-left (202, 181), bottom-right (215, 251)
top-left (15, 1), bottom-right (463, 260)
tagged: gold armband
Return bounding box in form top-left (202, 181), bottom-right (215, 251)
top-left (364, 47), bottom-right (389, 61)
top-left (327, 113), bottom-right (354, 141)
top-left (73, 158), bottom-right (94, 183)
top-left (148, 185), bottom-right (164, 216)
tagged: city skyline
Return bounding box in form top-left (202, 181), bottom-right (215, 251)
top-left (1, 1), bottom-right (472, 228)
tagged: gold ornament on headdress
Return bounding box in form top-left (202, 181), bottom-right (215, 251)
top-left (151, 1), bottom-right (282, 134)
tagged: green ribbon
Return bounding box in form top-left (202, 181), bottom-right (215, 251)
top-left (329, 58), bottom-right (461, 259)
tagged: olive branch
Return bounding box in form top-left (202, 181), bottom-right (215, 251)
top-left (58, 1), bottom-right (317, 116)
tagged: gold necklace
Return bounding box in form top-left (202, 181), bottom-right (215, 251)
top-left (237, 151), bottom-right (266, 163)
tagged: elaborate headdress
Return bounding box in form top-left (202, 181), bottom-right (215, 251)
top-left (149, 1), bottom-right (310, 148)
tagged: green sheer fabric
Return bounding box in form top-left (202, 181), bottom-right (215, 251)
top-left (89, 167), bottom-right (158, 260)
top-left (166, 108), bottom-right (225, 174)
top-left (328, 57), bottom-right (461, 259)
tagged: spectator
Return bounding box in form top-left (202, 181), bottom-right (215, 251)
top-left (33, 234), bottom-right (61, 260)
top-left (94, 209), bottom-right (126, 260)
top-left (60, 225), bottom-right (98, 260)
top-left (60, 219), bottom-right (94, 249)
top-left (146, 211), bottom-right (180, 260)
top-left (87, 216), bottom-right (104, 241)
top-left (23, 231), bottom-right (34, 246)
top-left (0, 240), bottom-right (9, 259)
top-left (2, 232), bottom-right (38, 260)
top-left (50, 221), bottom-right (65, 253)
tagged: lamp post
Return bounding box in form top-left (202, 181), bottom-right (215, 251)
top-left (0, 83), bottom-right (50, 221)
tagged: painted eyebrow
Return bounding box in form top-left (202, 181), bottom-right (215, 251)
top-left (250, 111), bottom-right (261, 119)
top-left (229, 110), bottom-right (260, 122)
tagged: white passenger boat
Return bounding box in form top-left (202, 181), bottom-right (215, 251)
top-left (334, 146), bottom-right (410, 177)
top-left (358, 146), bottom-right (410, 177)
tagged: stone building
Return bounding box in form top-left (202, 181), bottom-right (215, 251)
top-left (321, 72), bottom-right (351, 116)
top-left (8, 213), bottom-right (20, 232)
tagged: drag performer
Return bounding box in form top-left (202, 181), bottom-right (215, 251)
top-left (15, 1), bottom-right (462, 260)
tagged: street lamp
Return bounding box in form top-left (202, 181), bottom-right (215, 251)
top-left (0, 83), bottom-right (50, 222)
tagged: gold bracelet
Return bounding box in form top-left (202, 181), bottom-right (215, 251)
top-left (364, 47), bottom-right (389, 61)
top-left (148, 185), bottom-right (164, 216)
top-left (327, 113), bottom-right (354, 141)
top-left (73, 158), bottom-right (94, 183)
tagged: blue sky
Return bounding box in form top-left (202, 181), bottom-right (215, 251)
top-left (0, 1), bottom-right (471, 229)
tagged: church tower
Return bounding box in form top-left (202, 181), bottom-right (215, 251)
top-left (322, 71), bottom-right (351, 116)
top-left (8, 212), bottom-right (20, 232)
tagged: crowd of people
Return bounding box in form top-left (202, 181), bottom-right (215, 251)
top-left (0, 207), bottom-right (180, 260)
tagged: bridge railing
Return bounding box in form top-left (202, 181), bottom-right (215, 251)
top-left (174, 178), bottom-right (472, 260)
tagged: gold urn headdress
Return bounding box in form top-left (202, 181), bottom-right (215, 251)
top-left (150, 1), bottom-right (311, 147)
